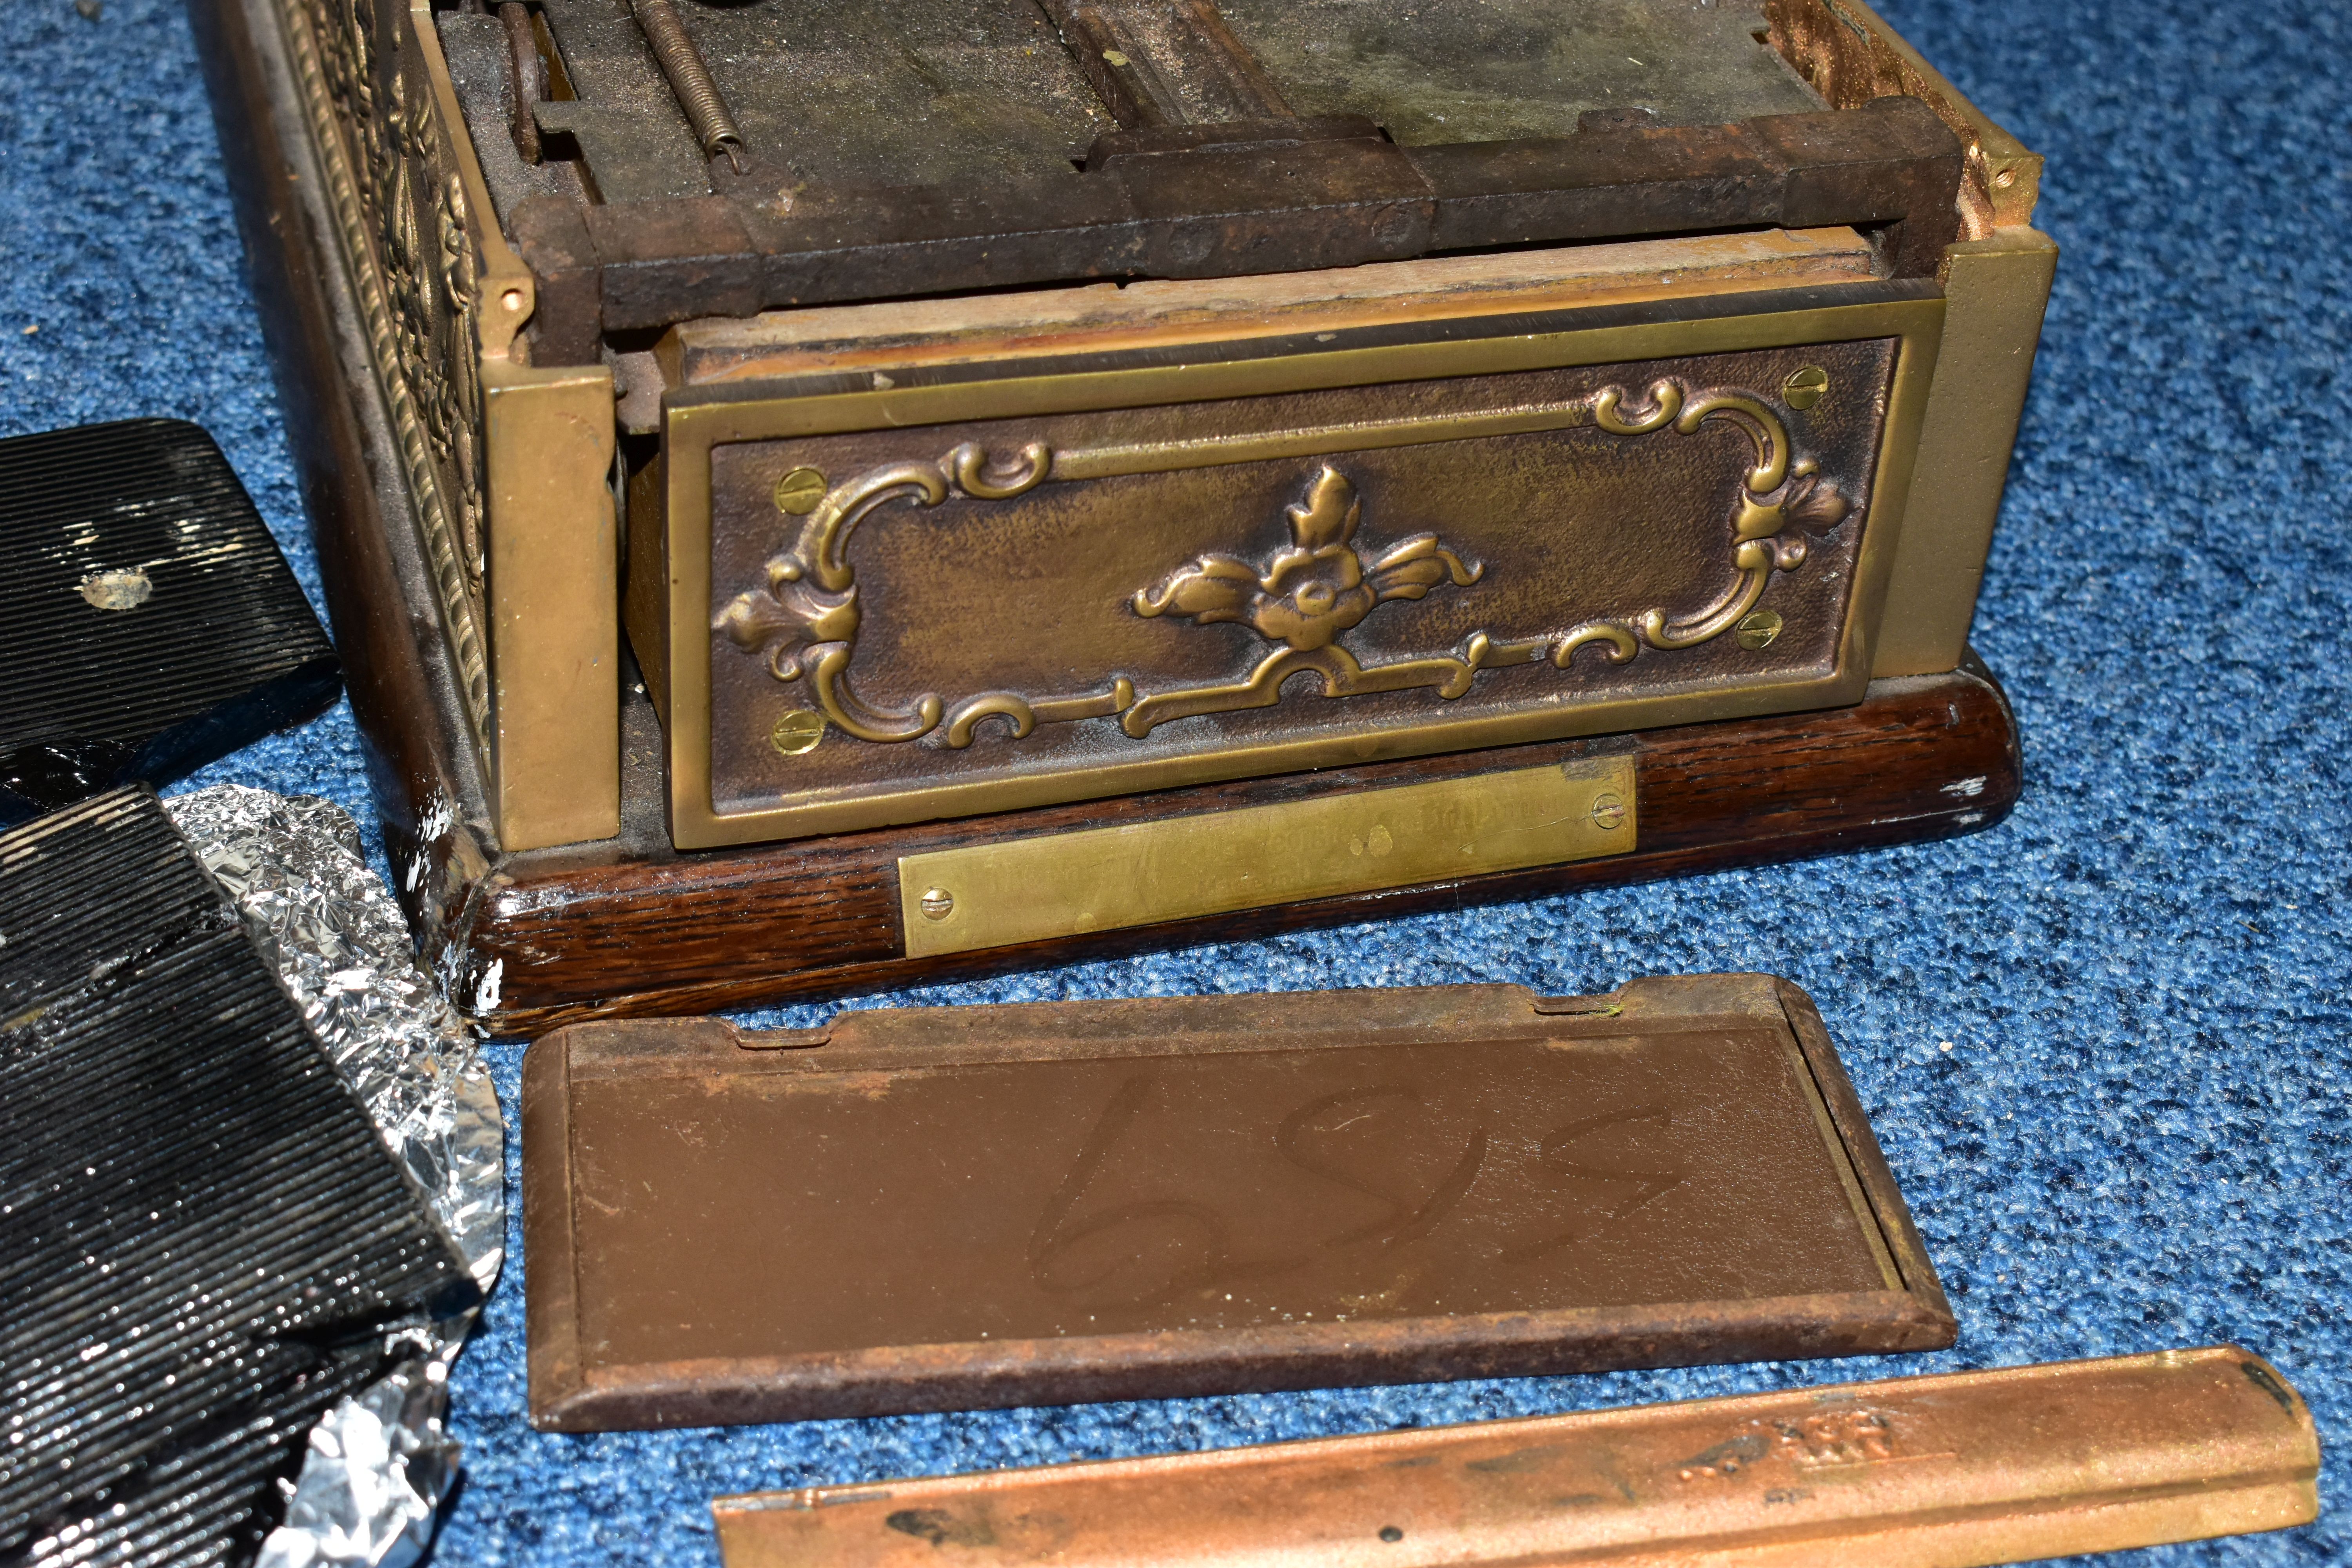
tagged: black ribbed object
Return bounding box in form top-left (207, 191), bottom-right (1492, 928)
top-left (0, 789), bottom-right (479, 1568)
top-left (0, 421), bottom-right (340, 822)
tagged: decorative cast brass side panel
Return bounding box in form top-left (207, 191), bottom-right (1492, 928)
top-left (281, 0), bottom-right (494, 742)
top-left (666, 296), bottom-right (1941, 848)
top-left (279, 0), bottom-right (621, 847)
top-left (897, 755), bottom-right (1636, 959)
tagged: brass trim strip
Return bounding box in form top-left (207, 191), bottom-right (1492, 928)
top-left (896, 756), bottom-right (1635, 958)
top-left (711, 1347), bottom-right (2319, 1568)
top-left (667, 294), bottom-right (1943, 849)
top-left (1052, 396), bottom-right (1597, 478)
top-left (482, 361), bottom-right (621, 849)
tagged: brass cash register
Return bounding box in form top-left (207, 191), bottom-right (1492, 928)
top-left (190, 0), bottom-right (2050, 1027)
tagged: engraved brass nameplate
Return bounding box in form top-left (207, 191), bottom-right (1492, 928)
top-left (897, 756), bottom-right (1634, 958)
top-left (664, 294), bottom-right (1943, 848)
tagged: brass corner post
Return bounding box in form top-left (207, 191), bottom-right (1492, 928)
top-left (1869, 226), bottom-right (2057, 677)
top-left (1762, 0), bottom-right (2054, 682)
top-left (483, 361), bottom-right (621, 850)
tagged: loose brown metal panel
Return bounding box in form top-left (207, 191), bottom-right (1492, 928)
top-left (710, 1347), bottom-right (2320, 1568)
top-left (523, 974), bottom-right (1953, 1430)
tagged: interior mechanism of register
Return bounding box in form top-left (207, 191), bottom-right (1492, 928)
top-left (443, 0), bottom-right (1830, 205)
top-left (430, 0), bottom-right (2009, 359)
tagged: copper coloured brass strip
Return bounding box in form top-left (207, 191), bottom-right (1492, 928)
top-left (713, 1347), bottom-right (2318, 1568)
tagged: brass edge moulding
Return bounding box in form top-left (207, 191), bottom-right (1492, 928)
top-left (897, 755), bottom-right (1637, 958)
top-left (1870, 228), bottom-right (2057, 678)
top-left (664, 294), bottom-right (1946, 849)
top-left (710, 1347), bottom-right (2320, 1567)
top-left (279, 0), bottom-right (495, 748)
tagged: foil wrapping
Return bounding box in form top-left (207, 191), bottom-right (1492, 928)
top-left (164, 785), bottom-right (504, 1568)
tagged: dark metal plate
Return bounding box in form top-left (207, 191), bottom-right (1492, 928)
top-left (0, 790), bottom-right (477, 1561)
top-left (0, 420), bottom-right (340, 822)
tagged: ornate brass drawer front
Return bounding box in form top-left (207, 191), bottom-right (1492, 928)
top-left (662, 294), bottom-right (1940, 847)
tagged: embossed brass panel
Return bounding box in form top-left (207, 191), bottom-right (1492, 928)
top-left (898, 755), bottom-right (1634, 958)
top-left (664, 294), bottom-right (1942, 848)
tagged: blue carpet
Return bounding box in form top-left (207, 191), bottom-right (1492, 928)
top-left (4, 0), bottom-right (2347, 1562)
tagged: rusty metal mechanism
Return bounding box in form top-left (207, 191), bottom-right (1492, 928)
top-left (626, 0), bottom-right (744, 170)
top-left (523, 975), bottom-right (1954, 1430)
top-left (711, 1347), bottom-right (2321, 1567)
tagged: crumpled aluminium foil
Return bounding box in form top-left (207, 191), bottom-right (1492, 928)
top-left (163, 786), bottom-right (504, 1568)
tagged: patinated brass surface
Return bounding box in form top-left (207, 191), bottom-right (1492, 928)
top-left (1872, 228), bottom-right (2058, 677)
top-left (897, 755), bottom-right (1634, 957)
top-left (664, 294), bottom-right (1940, 848)
top-left (282, 0), bottom-right (619, 849)
top-left (710, 1347), bottom-right (2319, 1567)
top-left (523, 975), bottom-right (1952, 1428)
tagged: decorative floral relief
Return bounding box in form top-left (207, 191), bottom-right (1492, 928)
top-left (288, 0), bottom-right (493, 736)
top-left (714, 381), bottom-right (1853, 750)
top-left (1133, 468), bottom-right (1482, 653)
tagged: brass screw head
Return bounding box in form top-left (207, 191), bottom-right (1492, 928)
top-left (1782, 366), bottom-right (1830, 411)
top-left (774, 466), bottom-right (828, 515)
top-left (1736, 610), bottom-right (1784, 650)
top-left (771, 710), bottom-right (826, 755)
top-left (918, 887), bottom-right (956, 922)
top-left (1589, 791), bottom-right (1627, 830)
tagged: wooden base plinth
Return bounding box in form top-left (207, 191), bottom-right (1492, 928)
top-left (461, 662), bottom-right (2017, 1031)
top-left (189, 0), bottom-right (2020, 1035)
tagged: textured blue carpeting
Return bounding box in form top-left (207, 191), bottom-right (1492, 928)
top-left (4, 0), bottom-right (2347, 1562)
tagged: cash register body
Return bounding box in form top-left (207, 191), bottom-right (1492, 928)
top-left (187, 0), bottom-right (2049, 1028)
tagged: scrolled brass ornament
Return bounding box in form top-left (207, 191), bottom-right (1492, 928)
top-left (713, 377), bottom-right (1854, 750)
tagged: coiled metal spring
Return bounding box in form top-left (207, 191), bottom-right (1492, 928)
top-left (629, 0), bottom-right (744, 170)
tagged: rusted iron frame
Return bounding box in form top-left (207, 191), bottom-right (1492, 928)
top-left (510, 97), bottom-right (1960, 361)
